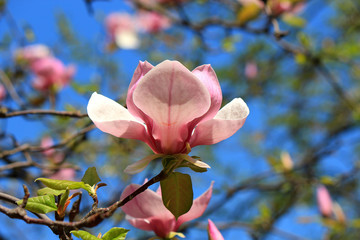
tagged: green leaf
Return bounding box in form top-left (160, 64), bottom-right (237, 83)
top-left (102, 227), bottom-right (129, 240)
top-left (237, 3), bottom-right (262, 24)
top-left (36, 178), bottom-right (94, 196)
top-left (282, 14), bottom-right (306, 28)
top-left (167, 231), bottom-right (185, 239)
top-left (160, 172), bottom-right (193, 220)
top-left (37, 187), bottom-right (66, 196)
top-left (81, 167), bottom-right (101, 186)
top-left (36, 178), bottom-right (86, 190)
top-left (59, 188), bottom-right (70, 208)
top-left (71, 82), bottom-right (99, 94)
top-left (71, 230), bottom-right (99, 240)
top-left (16, 195), bottom-right (57, 214)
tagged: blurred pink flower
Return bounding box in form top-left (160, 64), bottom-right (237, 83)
top-left (121, 182), bottom-right (213, 238)
top-left (41, 136), bottom-right (56, 157)
top-left (208, 219), bottom-right (224, 240)
top-left (105, 13), bottom-right (140, 49)
top-left (30, 57), bottom-right (75, 92)
top-left (15, 44), bottom-right (51, 63)
top-left (137, 11), bottom-right (171, 33)
top-left (88, 60), bottom-right (249, 173)
top-left (49, 168), bottom-right (76, 181)
top-left (0, 84), bottom-right (6, 102)
top-left (245, 61), bottom-right (258, 79)
top-left (316, 185), bottom-right (333, 218)
top-left (41, 136), bottom-right (64, 164)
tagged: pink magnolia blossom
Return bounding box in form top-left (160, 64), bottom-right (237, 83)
top-left (30, 57), bottom-right (75, 92)
top-left (245, 61), bottom-right (258, 79)
top-left (0, 84), bottom-right (6, 102)
top-left (49, 168), bottom-right (76, 181)
top-left (137, 11), bottom-right (171, 33)
top-left (105, 13), bottom-right (140, 49)
top-left (121, 182), bottom-right (213, 238)
top-left (316, 185), bottom-right (333, 218)
top-left (41, 136), bottom-right (64, 164)
top-left (87, 60), bottom-right (249, 173)
top-left (208, 219), bottom-right (225, 240)
top-left (15, 44), bottom-right (51, 63)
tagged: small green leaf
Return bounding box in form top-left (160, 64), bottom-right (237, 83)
top-left (71, 230), bottom-right (99, 240)
top-left (102, 227), bottom-right (129, 240)
top-left (37, 187), bottom-right (66, 196)
top-left (160, 172), bottom-right (193, 220)
top-left (282, 14), bottom-right (306, 28)
top-left (167, 231), bottom-right (185, 239)
top-left (59, 188), bottom-right (70, 208)
top-left (237, 3), bottom-right (262, 24)
top-left (17, 195), bottom-right (57, 214)
top-left (71, 82), bottom-right (99, 94)
top-left (36, 178), bottom-right (94, 196)
top-left (81, 167), bottom-right (101, 186)
top-left (36, 178), bottom-right (86, 190)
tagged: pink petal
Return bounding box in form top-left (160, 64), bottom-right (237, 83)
top-left (0, 84), bottom-right (6, 101)
top-left (87, 92), bottom-right (149, 142)
top-left (208, 219), bottom-right (225, 240)
top-left (133, 60), bottom-right (211, 154)
top-left (30, 57), bottom-right (73, 90)
top-left (49, 168), bottom-right (76, 181)
top-left (125, 215), bottom-right (153, 231)
top-left (175, 181), bottom-right (214, 229)
top-left (191, 64), bottom-right (222, 123)
top-left (126, 61), bottom-right (154, 122)
top-left (41, 136), bottom-right (55, 157)
top-left (105, 13), bottom-right (135, 41)
top-left (120, 184), bottom-right (173, 220)
top-left (190, 98), bottom-right (249, 147)
top-left (126, 215), bottom-right (176, 238)
top-left (317, 185), bottom-right (332, 217)
top-left (137, 11), bottom-right (171, 33)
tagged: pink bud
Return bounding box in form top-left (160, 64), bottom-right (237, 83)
top-left (105, 13), bottom-right (140, 49)
top-left (15, 44), bottom-right (51, 63)
top-left (30, 57), bottom-right (75, 92)
top-left (208, 219), bottom-right (224, 240)
top-left (41, 136), bottom-right (55, 157)
top-left (245, 61), bottom-right (258, 79)
top-left (137, 11), bottom-right (171, 33)
top-left (316, 185), bottom-right (333, 218)
top-left (49, 168), bottom-right (76, 181)
top-left (0, 84), bottom-right (6, 102)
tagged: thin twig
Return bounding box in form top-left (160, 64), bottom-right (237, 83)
top-left (0, 109), bottom-right (88, 118)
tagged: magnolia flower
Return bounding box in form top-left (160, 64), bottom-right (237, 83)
top-left (49, 168), bottom-right (76, 181)
top-left (88, 60), bottom-right (249, 173)
top-left (30, 57), bottom-right (75, 92)
top-left (41, 136), bottom-right (64, 163)
top-left (208, 219), bottom-right (224, 240)
top-left (14, 44), bottom-right (51, 63)
top-left (0, 84), bottom-right (6, 102)
top-left (137, 11), bottom-right (171, 33)
top-left (316, 185), bottom-right (332, 218)
top-left (105, 13), bottom-right (140, 49)
top-left (121, 181), bottom-right (213, 238)
top-left (244, 61), bottom-right (258, 79)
